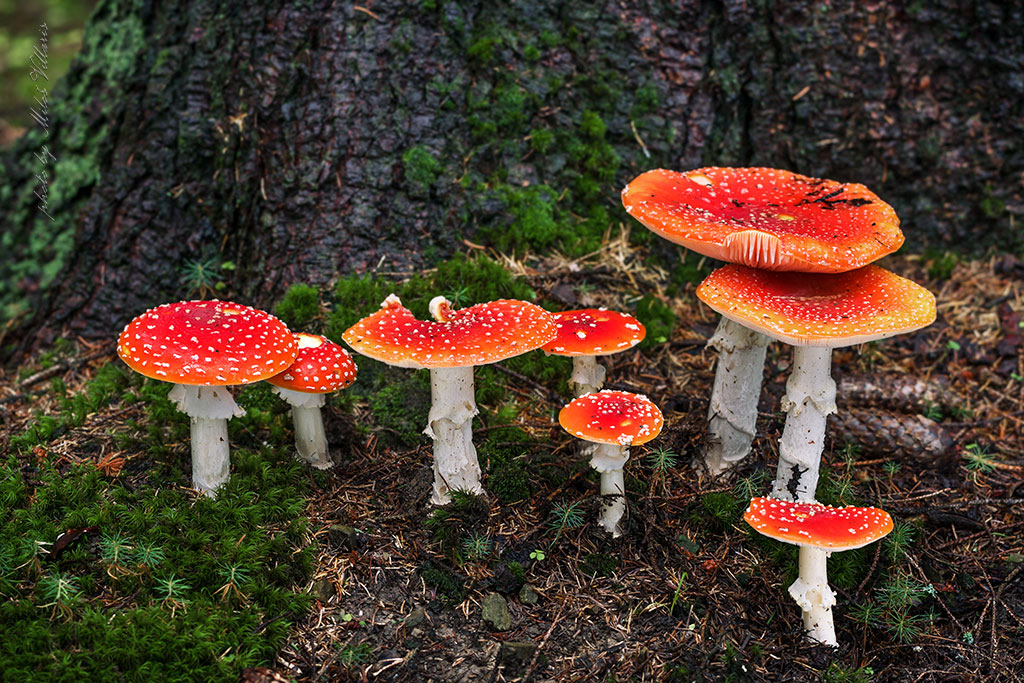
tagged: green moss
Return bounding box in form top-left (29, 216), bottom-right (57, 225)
top-left (273, 283), bottom-right (322, 330)
top-left (366, 371), bottom-right (431, 447)
top-left (529, 127), bottom-right (555, 154)
top-left (633, 296), bottom-right (676, 349)
top-left (402, 145), bottom-right (443, 195)
top-left (580, 110), bottom-right (607, 140)
top-left (580, 552), bottom-right (618, 577)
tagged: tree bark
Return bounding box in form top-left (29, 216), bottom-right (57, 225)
top-left (2, 0), bottom-right (1021, 357)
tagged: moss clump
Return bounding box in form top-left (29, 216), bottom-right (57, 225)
top-left (273, 283), bottom-right (321, 330)
top-left (402, 145), bottom-right (443, 196)
top-left (580, 552), bottom-right (618, 577)
top-left (366, 372), bottom-right (432, 447)
top-left (634, 296), bottom-right (677, 349)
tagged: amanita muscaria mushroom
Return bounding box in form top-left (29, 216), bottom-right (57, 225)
top-left (744, 497), bottom-right (894, 646)
top-left (342, 294), bottom-right (557, 505)
top-left (558, 390), bottom-right (664, 536)
top-left (698, 264), bottom-right (936, 501)
top-left (622, 167), bottom-right (905, 476)
top-left (541, 308), bottom-right (646, 397)
top-left (117, 300), bottom-right (297, 495)
top-left (266, 333), bottom-right (357, 469)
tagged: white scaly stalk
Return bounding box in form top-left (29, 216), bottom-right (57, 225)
top-left (424, 366), bottom-right (482, 505)
top-left (569, 355), bottom-right (606, 397)
top-left (589, 442), bottom-right (630, 537)
top-left (771, 346), bottom-right (836, 502)
top-left (271, 386), bottom-right (331, 469)
top-left (788, 546), bottom-right (838, 646)
top-left (702, 317), bottom-right (770, 475)
top-left (168, 384), bottom-right (245, 497)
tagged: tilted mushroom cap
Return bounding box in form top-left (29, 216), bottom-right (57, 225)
top-left (696, 264), bottom-right (936, 347)
top-left (622, 167), bottom-right (903, 273)
top-left (341, 294), bottom-right (558, 368)
top-left (743, 497), bottom-right (894, 550)
top-left (117, 300), bottom-right (297, 385)
top-left (267, 333), bottom-right (357, 393)
top-left (541, 309), bottom-right (646, 356)
top-left (558, 390), bottom-right (664, 446)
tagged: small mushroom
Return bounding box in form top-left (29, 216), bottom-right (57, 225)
top-left (744, 497), bottom-right (894, 646)
top-left (541, 308), bottom-right (646, 397)
top-left (697, 264), bottom-right (936, 502)
top-left (558, 391), bottom-right (664, 536)
top-left (342, 294), bottom-right (557, 505)
top-left (622, 167), bottom-right (905, 476)
top-left (117, 300), bottom-right (297, 495)
top-left (266, 333), bottom-right (357, 469)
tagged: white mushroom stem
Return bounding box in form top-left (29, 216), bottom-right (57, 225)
top-left (589, 442), bottom-right (630, 537)
top-left (168, 384), bottom-right (245, 497)
top-left (771, 346), bottom-right (837, 502)
top-left (569, 355), bottom-right (607, 397)
top-left (788, 546), bottom-right (838, 646)
top-left (702, 317), bottom-right (770, 475)
top-left (271, 386), bottom-right (331, 469)
top-left (424, 366), bottom-right (483, 505)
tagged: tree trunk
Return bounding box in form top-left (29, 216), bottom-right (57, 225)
top-left (2, 0), bottom-right (1021, 357)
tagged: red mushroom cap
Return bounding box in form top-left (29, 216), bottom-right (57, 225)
top-left (266, 333), bottom-right (357, 393)
top-left (696, 264), bottom-right (937, 347)
top-left (743, 497), bottom-right (894, 550)
top-left (558, 390), bottom-right (664, 446)
top-left (117, 300), bottom-right (297, 385)
top-left (541, 309), bottom-right (646, 356)
top-left (341, 295), bottom-right (558, 368)
top-left (622, 167), bottom-right (903, 273)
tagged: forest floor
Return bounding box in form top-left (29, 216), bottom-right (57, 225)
top-left (1, 246), bottom-right (1022, 682)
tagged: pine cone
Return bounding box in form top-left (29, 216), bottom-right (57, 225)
top-left (830, 409), bottom-right (953, 461)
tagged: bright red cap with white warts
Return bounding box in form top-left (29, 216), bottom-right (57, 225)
top-left (117, 300), bottom-right (297, 385)
top-left (266, 333), bottom-right (357, 393)
top-left (558, 390), bottom-right (664, 446)
top-left (743, 497), bottom-right (894, 550)
top-left (541, 309), bottom-right (646, 356)
top-left (622, 167), bottom-right (903, 273)
top-left (341, 295), bottom-right (558, 368)
top-left (696, 264), bottom-right (936, 347)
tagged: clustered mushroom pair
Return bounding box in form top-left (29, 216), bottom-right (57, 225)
top-left (117, 301), bottom-right (357, 495)
top-left (623, 166), bottom-right (936, 646)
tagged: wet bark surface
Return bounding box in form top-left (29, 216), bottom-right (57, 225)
top-left (1, 0), bottom-right (1021, 357)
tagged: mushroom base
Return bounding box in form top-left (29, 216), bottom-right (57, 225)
top-left (272, 387), bottom-right (331, 469)
top-left (788, 546), bottom-right (838, 646)
top-left (569, 355), bottom-right (607, 397)
top-left (425, 366), bottom-right (483, 505)
top-left (590, 443), bottom-right (630, 537)
top-left (771, 346), bottom-right (837, 502)
top-left (702, 318), bottom-right (770, 476)
top-left (168, 384), bottom-right (246, 496)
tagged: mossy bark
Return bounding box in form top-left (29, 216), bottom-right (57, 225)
top-left (2, 0), bottom-right (1021, 357)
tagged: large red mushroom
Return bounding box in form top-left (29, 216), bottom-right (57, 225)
top-left (342, 295), bottom-right (557, 504)
top-left (698, 265), bottom-right (936, 501)
top-left (622, 167), bottom-right (906, 476)
top-left (117, 300), bottom-right (297, 495)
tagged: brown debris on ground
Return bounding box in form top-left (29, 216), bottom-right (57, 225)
top-left (2, 243), bottom-right (1023, 682)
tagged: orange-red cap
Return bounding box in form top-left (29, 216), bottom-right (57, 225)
top-left (541, 309), bottom-right (646, 356)
top-left (117, 300), bottom-right (297, 385)
top-left (342, 295), bottom-right (558, 368)
top-left (696, 264), bottom-right (936, 347)
top-left (266, 333), bottom-right (357, 393)
top-left (622, 167), bottom-right (903, 273)
top-left (558, 390), bottom-right (664, 446)
top-left (743, 497), bottom-right (894, 550)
